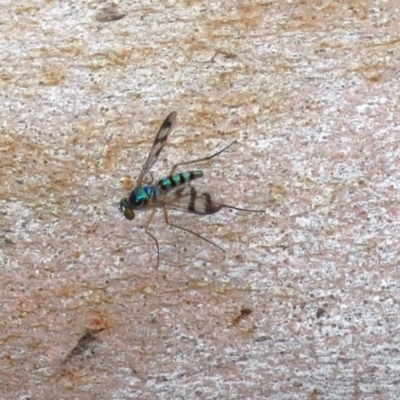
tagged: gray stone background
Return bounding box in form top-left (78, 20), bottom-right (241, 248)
top-left (1, 1), bottom-right (400, 399)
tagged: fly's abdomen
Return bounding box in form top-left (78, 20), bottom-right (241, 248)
top-left (128, 186), bottom-right (156, 209)
top-left (158, 170), bottom-right (203, 192)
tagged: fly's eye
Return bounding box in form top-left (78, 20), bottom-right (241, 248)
top-left (119, 197), bottom-right (135, 220)
top-left (123, 208), bottom-right (135, 220)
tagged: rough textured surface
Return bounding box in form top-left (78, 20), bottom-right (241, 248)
top-left (1, 1), bottom-right (400, 399)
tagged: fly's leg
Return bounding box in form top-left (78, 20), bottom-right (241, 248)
top-left (169, 141), bottom-right (237, 175)
top-left (163, 207), bottom-right (225, 252)
top-left (143, 171), bottom-right (155, 185)
top-left (144, 208), bottom-right (160, 269)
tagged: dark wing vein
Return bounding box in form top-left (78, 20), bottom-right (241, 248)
top-left (136, 111), bottom-right (177, 186)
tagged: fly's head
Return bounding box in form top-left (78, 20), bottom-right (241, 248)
top-left (119, 197), bottom-right (135, 220)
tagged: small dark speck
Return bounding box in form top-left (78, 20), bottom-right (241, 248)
top-left (316, 308), bottom-right (326, 318)
top-left (4, 237), bottom-right (15, 245)
top-left (63, 327), bottom-right (104, 363)
top-left (232, 307), bottom-right (252, 325)
top-left (96, 7), bottom-right (126, 23)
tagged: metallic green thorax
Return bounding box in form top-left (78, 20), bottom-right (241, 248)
top-left (120, 170), bottom-right (203, 220)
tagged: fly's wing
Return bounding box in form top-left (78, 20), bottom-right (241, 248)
top-left (154, 184), bottom-right (223, 215)
top-left (136, 112), bottom-right (177, 186)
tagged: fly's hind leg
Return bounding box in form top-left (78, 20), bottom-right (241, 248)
top-left (168, 141), bottom-right (237, 176)
top-left (162, 207), bottom-right (225, 253)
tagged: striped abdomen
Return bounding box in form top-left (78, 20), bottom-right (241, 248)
top-left (157, 170), bottom-right (203, 192)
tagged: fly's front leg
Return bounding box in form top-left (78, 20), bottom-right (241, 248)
top-left (144, 208), bottom-right (160, 269)
top-left (143, 171), bottom-right (155, 185)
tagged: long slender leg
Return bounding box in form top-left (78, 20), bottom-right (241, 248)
top-left (169, 140), bottom-right (237, 175)
top-left (163, 207), bottom-right (226, 252)
top-left (143, 171), bottom-right (155, 185)
top-left (144, 208), bottom-right (160, 269)
top-left (222, 204), bottom-right (265, 213)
